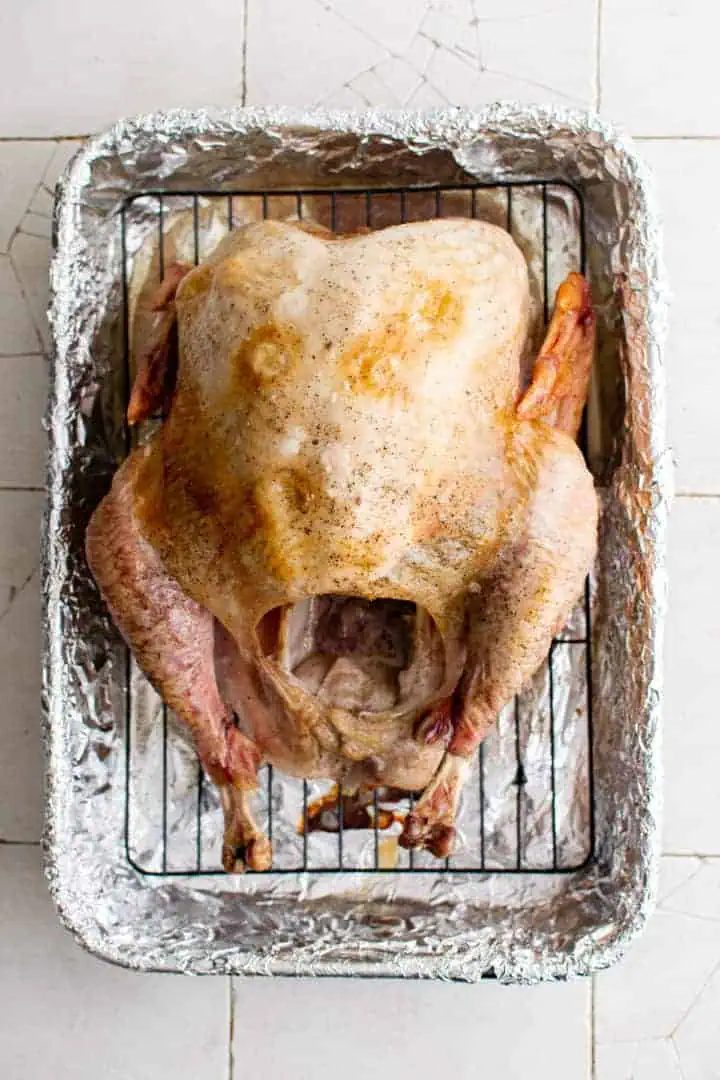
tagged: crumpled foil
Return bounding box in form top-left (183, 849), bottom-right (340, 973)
top-left (44, 105), bottom-right (669, 981)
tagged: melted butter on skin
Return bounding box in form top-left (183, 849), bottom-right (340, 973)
top-left (319, 442), bottom-right (354, 499)
top-left (176, 264), bottom-right (213, 305)
top-left (214, 252), bottom-right (298, 303)
top-left (338, 277), bottom-right (463, 400)
top-left (254, 477), bottom-right (308, 583)
top-left (231, 322), bottom-right (303, 390)
top-left (278, 427), bottom-right (306, 457)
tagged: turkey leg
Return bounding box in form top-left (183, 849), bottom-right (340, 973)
top-left (86, 450), bottom-right (270, 872)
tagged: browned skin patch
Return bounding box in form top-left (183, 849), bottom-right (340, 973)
top-left (231, 322), bottom-right (304, 391)
top-left (339, 277), bottom-right (463, 399)
top-left (325, 530), bottom-right (389, 578)
top-left (176, 263), bottom-right (213, 305)
top-left (213, 252), bottom-right (299, 301)
top-left (411, 275), bottom-right (464, 329)
top-left (253, 467), bottom-right (319, 583)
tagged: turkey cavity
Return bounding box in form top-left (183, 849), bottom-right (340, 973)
top-left (258, 596), bottom-right (445, 713)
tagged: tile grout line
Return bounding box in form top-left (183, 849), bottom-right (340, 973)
top-left (635, 134), bottom-right (720, 141)
top-left (5, 131), bottom-right (720, 143)
top-left (227, 978), bottom-right (235, 1080)
top-left (0, 839), bottom-right (41, 847)
top-left (0, 135), bottom-right (89, 143)
top-left (594, 0), bottom-right (603, 113)
top-left (7, 250), bottom-right (47, 353)
top-left (590, 976), bottom-right (597, 1079)
top-left (0, 486), bottom-right (47, 494)
top-left (5, 133), bottom-right (720, 142)
top-left (0, 352), bottom-right (48, 359)
top-left (663, 850), bottom-right (720, 858)
top-left (241, 0), bottom-right (249, 107)
top-left (3, 141), bottom-right (55, 262)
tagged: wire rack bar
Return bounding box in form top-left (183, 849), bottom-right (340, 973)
top-left (122, 179), bottom-right (594, 878)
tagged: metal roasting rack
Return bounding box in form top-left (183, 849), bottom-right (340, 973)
top-left (119, 179), bottom-right (594, 877)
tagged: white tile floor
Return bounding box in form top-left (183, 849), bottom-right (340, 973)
top-left (0, 1), bottom-right (717, 1077)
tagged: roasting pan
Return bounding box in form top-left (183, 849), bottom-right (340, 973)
top-left (44, 106), bottom-right (668, 980)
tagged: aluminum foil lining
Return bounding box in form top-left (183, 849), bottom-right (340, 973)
top-left (44, 106), bottom-right (668, 981)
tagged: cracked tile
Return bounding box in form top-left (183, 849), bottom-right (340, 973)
top-left (0, 491), bottom-right (44, 841)
top-left (316, 85), bottom-right (370, 110)
top-left (596, 1039), bottom-right (683, 1080)
top-left (663, 861), bottom-right (720, 922)
top-left (349, 67), bottom-right (397, 107)
top-left (405, 79), bottom-right (450, 110)
top-left (43, 140), bottom-right (85, 193)
top-left (602, 0), bottom-right (720, 135)
top-left (28, 186), bottom-right (55, 218)
top-left (425, 0), bottom-right (595, 106)
top-left (424, 45), bottom-right (482, 102)
top-left (478, 4), bottom-right (594, 106)
top-left (596, 910), bottom-right (720, 1042)
top-left (232, 976), bottom-right (590, 1079)
top-left (0, 356), bottom-right (48, 488)
top-left (0, 491), bottom-right (43, 611)
top-left (403, 32), bottom-right (436, 76)
top-left (9, 232), bottom-right (52, 352)
top-left (596, 858), bottom-right (720, 1048)
top-left (247, 0), bottom-right (595, 108)
top-left (421, 7), bottom-right (481, 66)
top-left (18, 212), bottom-right (52, 242)
top-left (0, 846), bottom-right (228, 1078)
top-left (675, 963), bottom-right (720, 1080)
top-left (664, 499), bottom-right (720, 854)
top-left (328, 0), bottom-right (421, 55)
top-left (374, 55), bottom-right (424, 104)
top-left (659, 856), bottom-right (704, 906)
top-left (0, 257), bottom-right (41, 354)
top-left (248, 0), bottom-right (386, 107)
top-left (0, 142), bottom-right (53, 254)
top-left (0, 2), bottom-right (245, 137)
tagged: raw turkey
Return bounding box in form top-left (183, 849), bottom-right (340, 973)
top-left (87, 216), bottom-right (597, 870)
